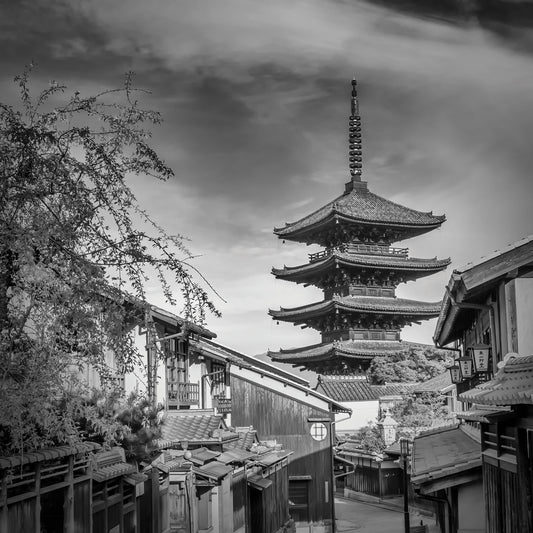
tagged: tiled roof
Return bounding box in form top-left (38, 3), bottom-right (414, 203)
top-left (273, 253), bottom-right (450, 280)
top-left (227, 427), bottom-right (258, 451)
top-left (0, 442), bottom-right (101, 470)
top-left (317, 375), bottom-right (416, 402)
top-left (459, 354), bottom-right (533, 405)
top-left (411, 424), bottom-right (481, 487)
top-left (92, 461), bottom-right (136, 482)
top-left (455, 406), bottom-right (511, 424)
top-left (269, 340), bottom-right (430, 365)
top-left (216, 448), bottom-right (256, 464)
top-left (157, 412), bottom-right (239, 448)
top-left (269, 296), bottom-right (442, 322)
top-left (150, 304), bottom-right (216, 339)
top-left (189, 447), bottom-right (221, 465)
top-left (254, 450), bottom-right (293, 467)
top-left (274, 188), bottom-right (445, 239)
top-left (193, 462), bottom-right (233, 481)
top-left (413, 372), bottom-right (453, 394)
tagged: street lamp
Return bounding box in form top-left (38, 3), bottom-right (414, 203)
top-left (471, 344), bottom-right (490, 373)
top-left (400, 438), bottom-right (410, 533)
top-left (457, 356), bottom-right (474, 379)
top-left (448, 365), bottom-right (462, 384)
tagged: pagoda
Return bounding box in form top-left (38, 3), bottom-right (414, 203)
top-left (268, 79), bottom-right (450, 375)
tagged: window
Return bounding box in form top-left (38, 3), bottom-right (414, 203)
top-left (310, 422), bottom-right (328, 441)
top-left (289, 480), bottom-right (310, 523)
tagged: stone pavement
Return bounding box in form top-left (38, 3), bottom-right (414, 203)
top-left (335, 496), bottom-right (439, 533)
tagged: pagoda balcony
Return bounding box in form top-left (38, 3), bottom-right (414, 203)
top-left (167, 382), bottom-right (200, 407)
top-left (309, 243), bottom-right (409, 263)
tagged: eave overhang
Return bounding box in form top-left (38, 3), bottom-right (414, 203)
top-left (270, 296), bottom-right (442, 323)
top-left (272, 253), bottom-right (451, 283)
top-left (411, 424), bottom-right (482, 494)
top-left (459, 354), bottom-right (533, 405)
top-left (274, 189), bottom-right (446, 245)
top-left (434, 235), bottom-right (533, 346)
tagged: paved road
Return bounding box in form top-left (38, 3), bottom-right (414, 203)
top-left (335, 496), bottom-right (402, 532)
top-left (335, 496), bottom-right (436, 533)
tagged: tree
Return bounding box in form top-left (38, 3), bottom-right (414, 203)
top-left (358, 424), bottom-right (386, 454)
top-left (390, 392), bottom-right (455, 440)
top-left (368, 345), bottom-right (455, 385)
top-left (0, 69), bottom-right (219, 455)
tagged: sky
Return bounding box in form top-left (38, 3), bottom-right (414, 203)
top-left (2, 0), bottom-right (533, 360)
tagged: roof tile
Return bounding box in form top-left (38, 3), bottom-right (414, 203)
top-left (411, 425), bottom-right (481, 486)
top-left (317, 376), bottom-right (415, 402)
top-left (275, 188), bottom-right (445, 239)
top-left (459, 354), bottom-right (533, 405)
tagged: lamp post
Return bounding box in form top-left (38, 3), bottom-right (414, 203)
top-left (457, 356), bottom-right (474, 379)
top-left (400, 438), bottom-right (410, 533)
top-left (448, 365), bottom-right (462, 385)
top-left (471, 344), bottom-right (490, 373)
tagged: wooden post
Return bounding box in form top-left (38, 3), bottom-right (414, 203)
top-left (35, 462), bottom-right (41, 533)
top-left (1, 473), bottom-right (8, 533)
top-left (151, 468), bottom-right (160, 533)
top-left (65, 456), bottom-right (75, 533)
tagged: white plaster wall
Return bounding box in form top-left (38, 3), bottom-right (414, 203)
top-left (457, 480), bottom-right (485, 533)
top-left (515, 277), bottom-right (533, 355)
top-left (335, 401), bottom-right (380, 433)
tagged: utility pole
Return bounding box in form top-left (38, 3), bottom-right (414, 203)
top-left (400, 438), bottom-right (410, 533)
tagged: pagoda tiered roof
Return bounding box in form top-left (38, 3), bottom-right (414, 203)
top-left (274, 184), bottom-right (446, 246)
top-left (269, 296), bottom-right (441, 324)
top-left (272, 249), bottom-right (450, 284)
top-left (268, 339), bottom-right (428, 372)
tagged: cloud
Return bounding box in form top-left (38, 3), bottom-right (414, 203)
top-left (2, 0), bottom-right (533, 354)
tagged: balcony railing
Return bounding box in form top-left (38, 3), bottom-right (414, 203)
top-left (213, 396), bottom-right (232, 414)
top-left (309, 243), bottom-right (408, 263)
top-left (167, 382), bottom-right (200, 406)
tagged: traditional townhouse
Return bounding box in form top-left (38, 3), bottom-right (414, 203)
top-left (411, 234), bottom-right (533, 533)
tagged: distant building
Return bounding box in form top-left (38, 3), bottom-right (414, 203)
top-left (316, 374), bottom-right (415, 432)
top-left (268, 79), bottom-right (449, 376)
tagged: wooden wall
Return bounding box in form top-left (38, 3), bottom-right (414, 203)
top-left (230, 374), bottom-right (334, 524)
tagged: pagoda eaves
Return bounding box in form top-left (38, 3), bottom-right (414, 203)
top-left (268, 340), bottom-right (432, 373)
top-left (272, 249), bottom-right (451, 287)
top-left (269, 295), bottom-right (441, 327)
top-left (274, 185), bottom-right (446, 247)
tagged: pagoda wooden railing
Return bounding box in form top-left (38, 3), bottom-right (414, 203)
top-left (167, 382), bottom-right (200, 407)
top-left (309, 244), bottom-right (409, 263)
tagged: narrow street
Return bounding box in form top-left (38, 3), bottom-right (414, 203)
top-left (335, 497), bottom-right (438, 533)
top-left (335, 496), bottom-right (403, 533)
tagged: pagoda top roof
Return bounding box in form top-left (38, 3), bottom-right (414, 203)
top-left (274, 184), bottom-right (446, 243)
top-left (273, 250), bottom-right (450, 279)
top-left (268, 339), bottom-right (429, 371)
top-left (269, 296), bottom-right (442, 322)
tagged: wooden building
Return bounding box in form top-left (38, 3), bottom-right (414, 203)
top-left (411, 234), bottom-right (533, 533)
top-left (0, 443), bottom-right (166, 533)
top-left (268, 79), bottom-right (449, 376)
top-left (190, 338), bottom-right (350, 532)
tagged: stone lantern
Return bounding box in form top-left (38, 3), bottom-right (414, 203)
top-left (377, 411), bottom-right (398, 446)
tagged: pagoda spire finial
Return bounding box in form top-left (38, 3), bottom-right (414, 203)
top-left (349, 78), bottom-right (362, 181)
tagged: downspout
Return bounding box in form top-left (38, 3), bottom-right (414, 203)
top-left (329, 411), bottom-right (351, 533)
top-left (414, 489), bottom-right (454, 533)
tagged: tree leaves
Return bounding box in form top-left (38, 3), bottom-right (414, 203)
top-left (0, 68), bottom-right (219, 455)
